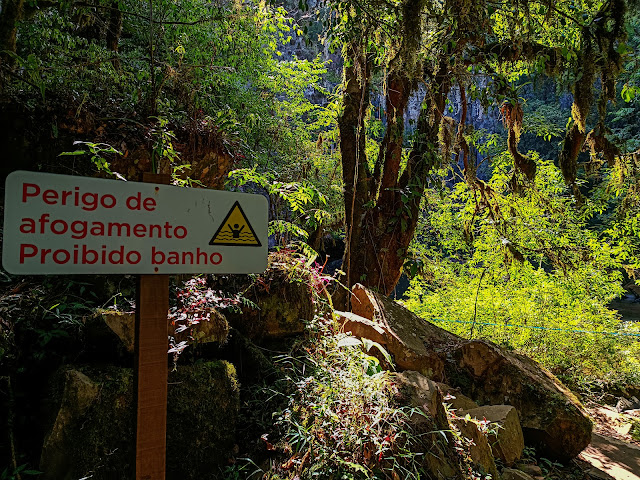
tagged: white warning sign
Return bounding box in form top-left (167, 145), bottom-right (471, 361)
top-left (2, 171), bottom-right (268, 274)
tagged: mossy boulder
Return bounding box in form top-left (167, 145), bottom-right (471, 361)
top-left (40, 370), bottom-right (102, 478)
top-left (348, 284), bottom-right (592, 460)
top-left (392, 371), bottom-right (466, 479)
top-left (40, 366), bottom-right (136, 480)
top-left (40, 361), bottom-right (239, 480)
top-left (166, 361), bottom-right (239, 477)
top-left (170, 308), bottom-right (230, 346)
top-left (226, 252), bottom-right (315, 341)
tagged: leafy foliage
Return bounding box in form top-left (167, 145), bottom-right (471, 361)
top-left (405, 149), bottom-right (640, 390)
top-left (263, 313), bottom-right (456, 479)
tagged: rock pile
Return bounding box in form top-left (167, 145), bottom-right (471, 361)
top-left (34, 259), bottom-right (596, 479)
top-left (341, 284), bottom-right (593, 462)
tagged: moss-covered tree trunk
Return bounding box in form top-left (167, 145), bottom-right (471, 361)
top-left (342, 65), bottom-right (449, 297)
top-left (339, 0), bottom-right (443, 297)
top-left (0, 0), bottom-right (24, 68)
top-left (338, 41), bottom-right (373, 294)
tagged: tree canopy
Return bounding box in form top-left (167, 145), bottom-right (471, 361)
top-left (0, 0), bottom-right (639, 386)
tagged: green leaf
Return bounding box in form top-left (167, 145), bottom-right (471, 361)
top-left (361, 338), bottom-right (393, 367)
top-left (58, 150), bottom-right (86, 156)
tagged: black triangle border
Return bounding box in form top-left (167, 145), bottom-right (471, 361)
top-left (209, 200), bottom-right (262, 247)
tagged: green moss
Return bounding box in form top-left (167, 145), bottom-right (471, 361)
top-left (166, 360), bottom-right (240, 479)
top-left (41, 362), bottom-right (239, 480)
top-left (631, 419), bottom-right (640, 442)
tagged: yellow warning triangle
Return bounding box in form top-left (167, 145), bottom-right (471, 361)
top-left (209, 201), bottom-right (262, 247)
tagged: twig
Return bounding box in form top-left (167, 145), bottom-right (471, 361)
top-left (3, 376), bottom-right (21, 480)
top-left (469, 267), bottom-right (488, 338)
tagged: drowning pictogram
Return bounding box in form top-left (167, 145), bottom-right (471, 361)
top-left (209, 201), bottom-right (262, 247)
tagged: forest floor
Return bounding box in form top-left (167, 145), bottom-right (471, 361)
top-left (579, 406), bottom-right (640, 480)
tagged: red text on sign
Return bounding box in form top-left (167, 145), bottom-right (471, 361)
top-left (22, 183), bottom-right (117, 211)
top-left (151, 247), bottom-right (222, 265)
top-left (20, 244), bottom-right (142, 265)
top-left (19, 215), bottom-right (187, 239)
top-left (21, 183), bottom-right (157, 212)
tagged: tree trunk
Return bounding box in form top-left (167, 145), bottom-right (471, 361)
top-left (342, 60), bottom-right (450, 297)
top-left (348, 70), bottom-right (412, 294)
top-left (106, 1), bottom-right (123, 70)
top-left (0, 0), bottom-right (24, 68)
top-left (338, 43), bottom-right (372, 295)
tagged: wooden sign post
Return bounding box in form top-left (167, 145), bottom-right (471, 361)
top-left (135, 173), bottom-right (170, 480)
top-left (2, 170), bottom-right (268, 479)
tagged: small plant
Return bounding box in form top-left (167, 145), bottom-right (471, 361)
top-left (148, 116), bottom-right (181, 176)
top-left (59, 141), bottom-right (124, 178)
top-left (0, 465), bottom-right (42, 480)
top-left (222, 457), bottom-right (264, 480)
top-left (538, 456), bottom-right (563, 477)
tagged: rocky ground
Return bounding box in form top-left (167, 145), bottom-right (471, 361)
top-left (2, 252), bottom-right (640, 479)
top-left (577, 404), bottom-right (640, 480)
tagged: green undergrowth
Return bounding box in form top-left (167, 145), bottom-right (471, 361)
top-left (404, 263), bottom-right (640, 395)
top-left (237, 306), bottom-right (467, 480)
top-left (405, 154), bottom-right (640, 398)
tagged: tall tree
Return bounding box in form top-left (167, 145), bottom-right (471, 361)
top-left (0, 0), bottom-right (25, 68)
top-left (333, 0), bottom-right (631, 297)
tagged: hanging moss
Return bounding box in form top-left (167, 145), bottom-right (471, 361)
top-left (557, 0), bottom-right (629, 188)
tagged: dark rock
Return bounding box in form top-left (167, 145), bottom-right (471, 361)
top-left (502, 468), bottom-right (536, 480)
top-left (225, 253), bottom-right (315, 341)
top-left (40, 361), bottom-right (239, 480)
top-left (166, 361), bottom-right (239, 478)
top-left (40, 366), bottom-right (136, 480)
top-left (516, 463), bottom-right (543, 477)
top-left (40, 370), bottom-right (100, 479)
